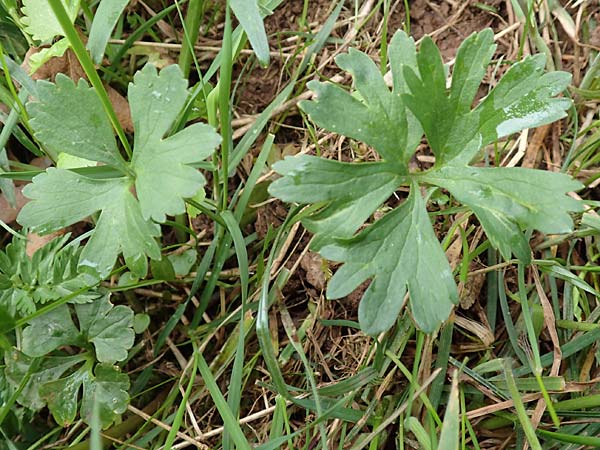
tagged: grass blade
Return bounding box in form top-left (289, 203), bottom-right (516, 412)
top-left (438, 371), bottom-right (460, 450)
top-left (87, 0), bottom-right (129, 63)
top-left (230, 0), bottom-right (269, 65)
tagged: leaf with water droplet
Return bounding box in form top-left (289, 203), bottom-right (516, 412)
top-left (38, 360), bottom-right (129, 429)
top-left (21, 305), bottom-right (81, 356)
top-left (270, 28), bottom-right (582, 335)
top-left (80, 364), bottom-right (129, 428)
top-left (129, 65), bottom-right (221, 222)
top-left (4, 350), bottom-right (85, 411)
top-left (75, 295), bottom-right (135, 364)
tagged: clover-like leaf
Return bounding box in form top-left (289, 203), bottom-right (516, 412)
top-left (75, 295), bottom-right (134, 363)
top-left (21, 305), bottom-right (80, 357)
top-left (5, 350), bottom-right (85, 410)
top-left (39, 361), bottom-right (89, 426)
top-left (270, 29), bottom-right (581, 335)
top-left (80, 364), bottom-right (129, 428)
top-left (18, 64), bottom-right (221, 278)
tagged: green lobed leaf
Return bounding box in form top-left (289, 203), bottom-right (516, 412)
top-left (129, 64), bottom-right (222, 223)
top-left (21, 294), bottom-right (135, 364)
top-left (475, 54), bottom-right (572, 145)
top-left (18, 169), bottom-right (161, 278)
top-left (20, 0), bottom-right (80, 41)
top-left (269, 155), bottom-right (403, 250)
top-left (322, 186), bottom-right (458, 334)
top-left (5, 351), bottom-right (85, 410)
top-left (270, 28), bottom-right (580, 335)
top-left (39, 361), bottom-right (89, 426)
top-left (39, 361), bottom-right (129, 429)
top-left (28, 75), bottom-right (128, 171)
top-left (21, 305), bottom-right (81, 356)
top-left (298, 31), bottom-right (422, 164)
top-left (80, 364), bottom-right (130, 428)
top-left (18, 64), bottom-right (220, 277)
top-left (75, 295), bottom-right (134, 364)
top-left (403, 30), bottom-right (495, 165)
top-left (422, 166), bottom-right (583, 262)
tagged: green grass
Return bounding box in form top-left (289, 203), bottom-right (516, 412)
top-left (0, 0), bottom-right (599, 449)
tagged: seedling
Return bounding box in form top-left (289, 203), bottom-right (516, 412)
top-left (269, 29), bottom-right (582, 334)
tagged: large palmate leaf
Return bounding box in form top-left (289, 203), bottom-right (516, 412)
top-left (270, 29), bottom-right (581, 335)
top-left (18, 64), bottom-right (221, 278)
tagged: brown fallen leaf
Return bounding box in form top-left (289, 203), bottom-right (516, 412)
top-left (300, 251), bottom-right (327, 291)
top-left (0, 186), bottom-right (29, 224)
top-left (26, 230), bottom-right (64, 257)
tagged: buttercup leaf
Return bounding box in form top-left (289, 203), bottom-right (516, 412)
top-left (422, 166), bottom-right (583, 262)
top-left (21, 305), bottom-right (80, 357)
top-left (28, 75), bottom-right (128, 170)
top-left (75, 295), bottom-right (134, 364)
top-left (322, 186), bottom-right (458, 334)
top-left (270, 155), bottom-right (403, 250)
top-left (80, 364), bottom-right (129, 428)
top-left (298, 32), bottom-right (421, 164)
top-left (39, 361), bottom-right (129, 429)
top-left (18, 64), bottom-right (220, 277)
top-left (40, 363), bottom-right (88, 426)
top-left (129, 65), bottom-right (222, 222)
top-left (21, 0), bottom-right (80, 41)
top-left (19, 169), bottom-right (161, 278)
top-left (5, 351), bottom-right (84, 410)
top-left (270, 29), bottom-right (581, 335)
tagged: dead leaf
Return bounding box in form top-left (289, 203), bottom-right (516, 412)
top-left (300, 251), bottom-right (326, 291)
top-left (26, 230), bottom-right (64, 257)
top-left (0, 186), bottom-right (29, 223)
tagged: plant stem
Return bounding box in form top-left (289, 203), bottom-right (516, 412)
top-left (219, 3), bottom-right (233, 212)
top-left (48, 0), bottom-right (133, 162)
top-left (178, 0), bottom-right (204, 78)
